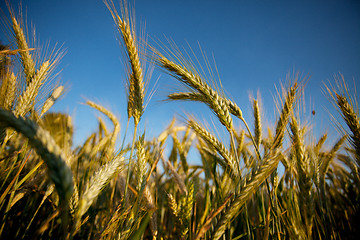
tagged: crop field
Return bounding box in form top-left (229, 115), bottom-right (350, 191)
top-left (0, 1), bottom-right (359, 239)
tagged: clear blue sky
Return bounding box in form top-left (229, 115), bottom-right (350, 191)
top-left (1, 0), bottom-right (360, 146)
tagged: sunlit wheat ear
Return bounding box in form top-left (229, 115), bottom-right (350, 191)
top-left (314, 133), bottom-right (328, 154)
top-left (225, 98), bottom-right (244, 120)
top-left (10, 17), bottom-right (35, 82)
top-left (168, 91), bottom-right (244, 122)
top-left (272, 82), bottom-right (298, 149)
top-left (105, 0), bottom-right (145, 126)
top-left (188, 119), bottom-right (238, 179)
top-left (136, 134), bottom-right (147, 191)
top-left (14, 60), bottom-right (50, 117)
top-left (236, 130), bottom-right (245, 157)
top-left (75, 156), bottom-right (124, 225)
top-left (168, 91), bottom-right (205, 102)
top-left (253, 99), bottom-right (262, 149)
top-left (0, 72), bottom-right (17, 144)
top-left (156, 55), bottom-right (233, 131)
top-left (69, 183), bottom-right (79, 218)
top-left (127, 72), bottom-right (145, 125)
top-left (87, 101), bottom-right (120, 154)
top-left (40, 85), bottom-right (64, 117)
top-left (335, 93), bottom-right (360, 165)
top-left (0, 108), bottom-right (73, 203)
top-left (179, 182), bottom-right (194, 237)
top-left (167, 192), bottom-right (185, 238)
top-left (168, 193), bottom-right (179, 217)
top-left (97, 116), bottom-right (109, 137)
top-left (290, 116), bottom-right (304, 169)
top-left (0, 72), bottom-right (17, 111)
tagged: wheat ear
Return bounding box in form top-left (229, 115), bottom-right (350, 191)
top-left (75, 156), bottom-right (124, 225)
top-left (106, 1), bottom-right (145, 126)
top-left (0, 72), bottom-right (17, 111)
top-left (136, 134), bottom-right (147, 191)
top-left (273, 82), bottom-right (298, 149)
top-left (169, 91), bottom-right (244, 122)
top-left (188, 119), bottom-right (238, 179)
top-left (336, 93), bottom-right (360, 166)
top-left (0, 108), bottom-right (73, 203)
top-left (40, 85), bottom-right (64, 117)
top-left (0, 72), bottom-right (17, 144)
top-left (11, 17), bottom-right (35, 82)
top-left (179, 182), bottom-right (194, 238)
top-left (253, 99), bottom-right (262, 149)
top-left (158, 55), bottom-right (233, 131)
top-left (290, 115), bottom-right (314, 236)
top-left (15, 61), bottom-right (50, 117)
top-left (314, 133), bottom-right (328, 154)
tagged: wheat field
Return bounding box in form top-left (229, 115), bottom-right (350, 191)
top-left (0, 1), bottom-right (359, 239)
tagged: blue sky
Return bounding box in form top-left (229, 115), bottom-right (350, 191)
top-left (1, 0), bottom-right (360, 147)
